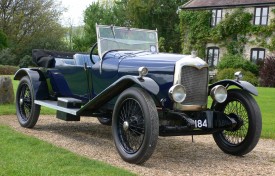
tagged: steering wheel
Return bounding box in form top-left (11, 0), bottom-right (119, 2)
top-left (90, 42), bottom-right (97, 64)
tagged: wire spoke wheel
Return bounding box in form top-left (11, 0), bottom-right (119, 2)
top-left (112, 87), bottom-right (159, 164)
top-left (222, 100), bottom-right (248, 145)
top-left (118, 98), bottom-right (145, 154)
top-left (16, 76), bottom-right (40, 128)
top-left (213, 89), bottom-right (262, 156)
top-left (19, 83), bottom-right (32, 122)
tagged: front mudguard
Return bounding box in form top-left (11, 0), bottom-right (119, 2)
top-left (14, 68), bottom-right (49, 100)
top-left (78, 75), bottom-right (159, 114)
top-left (209, 79), bottom-right (258, 96)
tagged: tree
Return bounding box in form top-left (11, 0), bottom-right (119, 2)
top-left (0, 30), bottom-right (8, 50)
top-left (0, 0), bottom-right (66, 64)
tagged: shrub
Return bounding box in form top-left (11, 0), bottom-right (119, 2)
top-left (260, 56), bottom-right (275, 87)
top-left (217, 54), bottom-right (259, 75)
top-left (0, 65), bottom-right (19, 75)
top-left (0, 48), bottom-right (17, 65)
top-left (217, 68), bottom-right (259, 86)
top-left (19, 55), bottom-right (33, 68)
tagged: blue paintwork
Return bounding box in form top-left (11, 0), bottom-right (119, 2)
top-left (14, 68), bottom-right (49, 100)
top-left (16, 51), bottom-right (191, 110)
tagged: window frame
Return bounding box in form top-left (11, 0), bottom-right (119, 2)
top-left (254, 7), bottom-right (269, 26)
top-left (211, 9), bottom-right (223, 27)
top-left (250, 48), bottom-right (266, 63)
top-left (206, 47), bottom-right (220, 67)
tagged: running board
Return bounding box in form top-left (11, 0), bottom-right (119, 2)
top-left (34, 100), bottom-right (80, 115)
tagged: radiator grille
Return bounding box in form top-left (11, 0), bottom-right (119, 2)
top-left (181, 66), bottom-right (208, 106)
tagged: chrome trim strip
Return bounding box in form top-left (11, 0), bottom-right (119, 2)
top-left (173, 104), bottom-right (207, 111)
top-left (35, 100), bottom-right (79, 115)
top-left (173, 56), bottom-right (208, 85)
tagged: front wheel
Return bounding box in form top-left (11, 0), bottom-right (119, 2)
top-left (112, 87), bottom-right (159, 164)
top-left (212, 89), bottom-right (262, 156)
top-left (16, 76), bottom-right (40, 128)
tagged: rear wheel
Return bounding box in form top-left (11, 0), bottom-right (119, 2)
top-left (97, 117), bottom-right (112, 126)
top-left (16, 76), bottom-right (40, 128)
top-left (112, 87), bottom-right (159, 164)
top-left (212, 89), bottom-right (262, 156)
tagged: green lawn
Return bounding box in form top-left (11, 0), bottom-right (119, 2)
top-left (0, 125), bottom-right (134, 176)
top-left (254, 87), bottom-right (275, 139)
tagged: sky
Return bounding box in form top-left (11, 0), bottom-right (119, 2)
top-left (59, 0), bottom-right (97, 26)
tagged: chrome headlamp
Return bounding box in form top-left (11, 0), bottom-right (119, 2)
top-left (210, 85), bottom-right (227, 103)
top-left (169, 84), bottom-right (187, 103)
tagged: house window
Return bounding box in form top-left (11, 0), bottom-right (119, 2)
top-left (251, 48), bottom-right (265, 63)
top-left (211, 9), bottom-right (222, 27)
top-left (207, 47), bottom-right (219, 67)
top-left (254, 7), bottom-right (269, 25)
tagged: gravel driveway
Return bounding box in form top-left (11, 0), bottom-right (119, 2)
top-left (1, 115), bottom-right (275, 176)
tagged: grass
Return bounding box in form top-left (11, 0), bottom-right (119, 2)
top-left (1, 75), bottom-right (275, 139)
top-left (0, 125), bottom-right (134, 176)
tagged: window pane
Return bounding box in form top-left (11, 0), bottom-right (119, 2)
top-left (259, 50), bottom-right (265, 60)
top-left (211, 10), bottom-right (216, 26)
top-left (255, 17), bottom-right (260, 25)
top-left (216, 17), bottom-right (222, 24)
top-left (213, 49), bottom-right (219, 66)
top-left (252, 50), bottom-right (258, 61)
top-left (262, 17), bottom-right (268, 25)
top-left (256, 8), bottom-right (261, 16)
top-left (262, 7), bottom-right (268, 16)
top-left (217, 10), bottom-right (222, 18)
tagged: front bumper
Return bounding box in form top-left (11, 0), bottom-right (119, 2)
top-left (159, 110), bottom-right (237, 136)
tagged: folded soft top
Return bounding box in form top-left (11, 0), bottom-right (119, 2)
top-left (32, 49), bottom-right (76, 68)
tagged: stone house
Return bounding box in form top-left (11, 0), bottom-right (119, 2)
top-left (181, 0), bottom-right (275, 68)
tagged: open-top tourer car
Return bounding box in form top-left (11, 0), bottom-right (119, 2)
top-left (14, 24), bottom-right (262, 164)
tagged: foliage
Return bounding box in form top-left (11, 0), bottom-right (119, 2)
top-left (210, 9), bottom-right (252, 55)
top-left (259, 56), bottom-right (275, 87)
top-left (0, 48), bottom-right (17, 65)
top-left (19, 55), bottom-right (33, 68)
top-left (217, 68), bottom-right (258, 86)
top-left (0, 0), bottom-right (67, 64)
top-left (179, 10), bottom-right (211, 58)
top-left (179, 8), bottom-right (275, 58)
top-left (217, 54), bottom-right (259, 75)
top-left (0, 65), bottom-right (18, 75)
top-left (74, 0), bottom-right (186, 53)
top-left (0, 30), bottom-right (8, 50)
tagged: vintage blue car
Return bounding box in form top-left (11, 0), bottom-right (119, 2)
top-left (14, 25), bottom-right (262, 164)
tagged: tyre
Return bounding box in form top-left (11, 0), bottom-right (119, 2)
top-left (16, 76), bottom-right (41, 128)
top-left (212, 89), bottom-right (262, 156)
top-left (112, 87), bottom-right (159, 164)
top-left (97, 117), bottom-right (112, 126)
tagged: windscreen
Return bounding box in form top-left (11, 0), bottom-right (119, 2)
top-left (96, 25), bottom-right (159, 58)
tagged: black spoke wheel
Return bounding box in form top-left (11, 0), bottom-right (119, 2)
top-left (16, 76), bottom-right (40, 128)
top-left (112, 87), bottom-right (159, 164)
top-left (212, 89), bottom-right (262, 156)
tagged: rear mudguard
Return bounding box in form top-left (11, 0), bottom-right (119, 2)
top-left (209, 79), bottom-right (258, 96)
top-left (78, 75), bottom-right (159, 115)
top-left (14, 68), bottom-right (49, 100)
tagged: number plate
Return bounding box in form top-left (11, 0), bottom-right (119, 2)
top-left (194, 119), bottom-right (208, 128)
